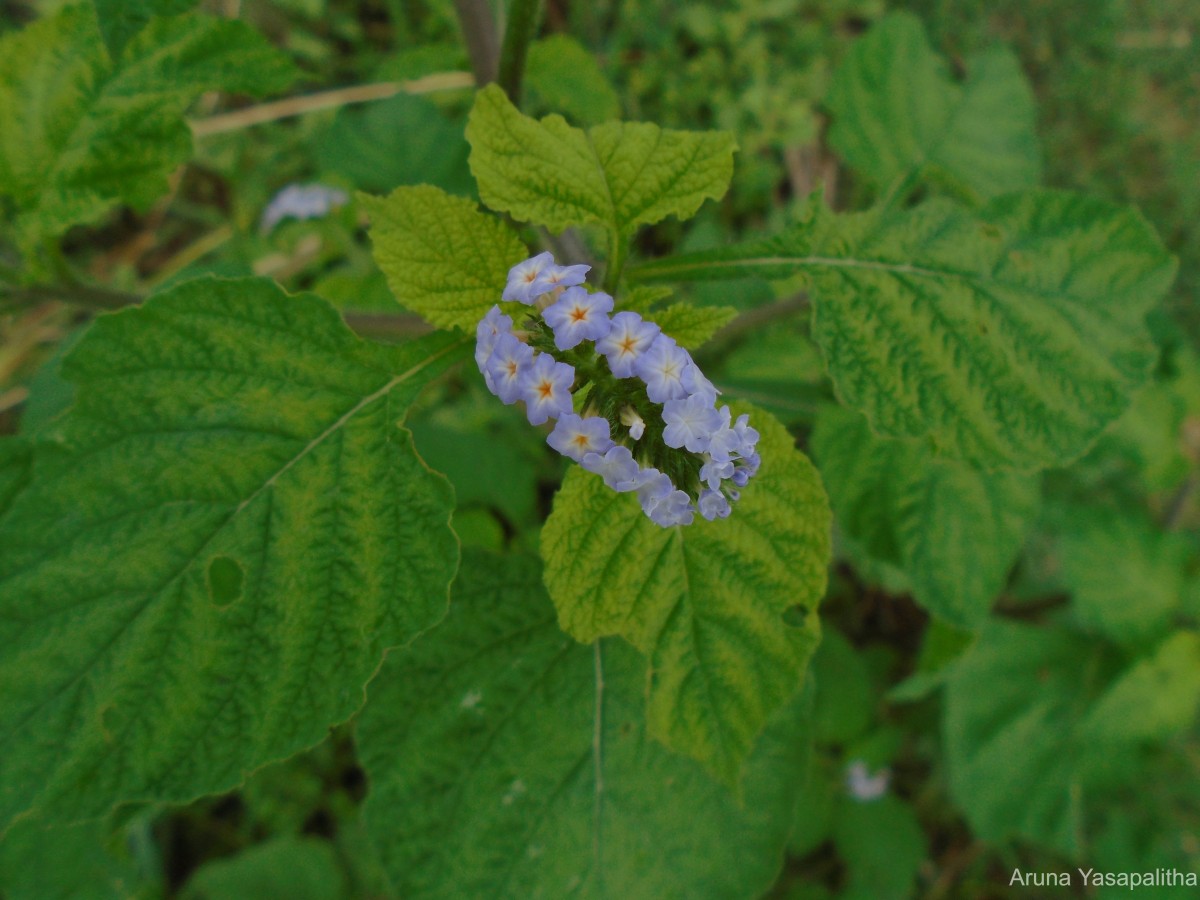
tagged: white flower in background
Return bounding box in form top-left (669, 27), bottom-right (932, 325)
top-left (259, 183), bottom-right (349, 233)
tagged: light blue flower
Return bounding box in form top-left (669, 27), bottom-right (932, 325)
top-left (485, 333), bottom-right (535, 404)
top-left (681, 361), bottom-right (719, 405)
top-left (532, 262), bottom-right (591, 295)
top-left (502, 252), bottom-right (556, 304)
top-left (542, 286), bottom-right (614, 350)
top-left (635, 468), bottom-right (674, 507)
top-left (596, 311), bottom-right (661, 377)
top-left (662, 394), bottom-right (722, 452)
top-left (547, 413), bottom-right (614, 462)
top-left (475, 305), bottom-right (513, 371)
top-left (619, 406), bottom-right (646, 440)
top-left (520, 352), bottom-right (575, 425)
top-left (742, 452), bottom-right (761, 476)
top-left (733, 413), bottom-right (760, 449)
top-left (648, 489), bottom-right (695, 527)
top-left (700, 458), bottom-right (734, 491)
top-left (260, 183), bottom-right (348, 233)
top-left (634, 335), bottom-right (691, 403)
top-left (581, 445), bottom-right (642, 491)
top-left (698, 489), bottom-right (731, 521)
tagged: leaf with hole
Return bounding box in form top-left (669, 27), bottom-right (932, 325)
top-left (0, 277), bottom-right (463, 828)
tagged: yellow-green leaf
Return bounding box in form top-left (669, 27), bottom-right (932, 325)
top-left (541, 406), bottom-right (830, 783)
top-left (466, 84), bottom-right (735, 246)
top-left (362, 184), bottom-right (529, 330)
top-left (652, 303), bottom-right (738, 349)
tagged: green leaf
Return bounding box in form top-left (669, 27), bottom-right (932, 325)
top-left (362, 184), bottom-right (529, 330)
top-left (314, 94), bottom-right (472, 196)
top-left (788, 756), bottom-right (837, 857)
top-left (1060, 508), bottom-right (1191, 645)
top-left (1083, 632), bottom-right (1200, 744)
top-left (833, 795), bottom-right (927, 900)
top-left (944, 621), bottom-right (1146, 857)
top-left (614, 284), bottom-right (673, 313)
top-left (812, 406), bottom-right (1038, 628)
top-left (650, 303), bottom-right (738, 349)
top-left (0, 815), bottom-right (145, 899)
top-left (525, 34), bottom-right (620, 126)
top-left (826, 12), bottom-right (1040, 203)
top-left (0, 6), bottom-right (296, 244)
top-left (0, 278), bottom-right (463, 828)
top-left (635, 191), bottom-right (1177, 469)
top-left (0, 438), bottom-right (31, 518)
top-left (466, 84), bottom-right (735, 256)
top-left (541, 406), bottom-right (830, 783)
top-left (811, 628), bottom-right (873, 744)
top-left (92, 0), bottom-right (197, 55)
top-left (180, 837), bottom-right (348, 900)
top-left (356, 551), bottom-right (810, 899)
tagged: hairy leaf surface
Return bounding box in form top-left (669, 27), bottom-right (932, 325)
top-left (827, 12), bottom-right (1040, 203)
top-left (467, 84), bottom-right (735, 246)
top-left (944, 622), bottom-right (1195, 857)
top-left (1059, 508), bottom-right (1192, 645)
top-left (0, 5), bottom-right (295, 243)
top-left (362, 185), bottom-right (529, 330)
top-left (0, 815), bottom-right (141, 899)
top-left (0, 278), bottom-right (463, 828)
top-left (92, 0), bottom-right (198, 55)
top-left (1082, 633), bottom-right (1200, 744)
top-left (357, 552), bottom-right (808, 899)
top-left (526, 34), bottom-right (620, 126)
top-left (541, 407), bottom-right (830, 783)
top-left (812, 406), bottom-right (1037, 628)
top-left (651, 303), bottom-right (738, 349)
top-left (634, 192), bottom-right (1176, 468)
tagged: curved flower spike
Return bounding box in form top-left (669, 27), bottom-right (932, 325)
top-left (477, 253), bottom-right (761, 527)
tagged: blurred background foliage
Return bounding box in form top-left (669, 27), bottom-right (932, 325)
top-left (0, 0), bottom-right (1198, 897)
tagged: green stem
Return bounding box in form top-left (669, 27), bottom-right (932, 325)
top-left (6, 282), bottom-right (139, 311)
top-left (451, 0), bottom-right (500, 86)
top-left (602, 233), bottom-right (627, 295)
top-left (497, 0), bottom-right (543, 105)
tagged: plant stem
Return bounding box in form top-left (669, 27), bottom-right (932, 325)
top-left (602, 234), bottom-right (626, 295)
top-left (3, 282), bottom-right (431, 341)
top-left (189, 74), bottom-right (473, 137)
top-left (452, 0), bottom-right (501, 86)
top-left (5, 283), bottom-right (138, 310)
top-left (497, 0), bottom-right (543, 105)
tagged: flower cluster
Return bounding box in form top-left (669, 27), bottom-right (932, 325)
top-left (476, 253), bottom-right (760, 527)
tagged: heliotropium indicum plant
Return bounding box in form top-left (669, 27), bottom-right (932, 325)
top-left (0, 6), bottom-right (1182, 898)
